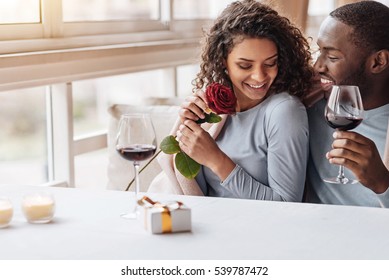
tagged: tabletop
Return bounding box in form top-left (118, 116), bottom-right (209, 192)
top-left (1, 185), bottom-right (389, 260)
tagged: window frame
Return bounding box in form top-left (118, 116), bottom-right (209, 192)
top-left (0, 0), bottom-right (170, 40)
top-left (0, 0), bottom-right (215, 55)
top-left (0, 0), bottom-right (221, 188)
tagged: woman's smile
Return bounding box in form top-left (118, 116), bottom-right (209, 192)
top-left (226, 37), bottom-right (278, 111)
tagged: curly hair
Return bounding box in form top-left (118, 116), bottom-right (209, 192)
top-left (193, 0), bottom-right (314, 98)
top-left (330, 1), bottom-right (389, 53)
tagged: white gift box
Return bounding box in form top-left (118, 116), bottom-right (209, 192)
top-left (138, 196), bottom-right (191, 234)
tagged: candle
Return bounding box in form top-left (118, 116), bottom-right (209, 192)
top-left (0, 198), bottom-right (13, 228)
top-left (22, 193), bottom-right (55, 224)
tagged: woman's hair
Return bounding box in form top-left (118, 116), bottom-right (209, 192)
top-left (193, 0), bottom-right (314, 98)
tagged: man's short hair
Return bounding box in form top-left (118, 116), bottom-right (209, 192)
top-left (330, 1), bottom-right (389, 52)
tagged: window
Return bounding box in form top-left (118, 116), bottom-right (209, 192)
top-left (0, 87), bottom-right (48, 185)
top-left (0, 0), bottom-right (166, 40)
top-left (71, 70), bottom-right (177, 188)
top-left (306, 0), bottom-right (335, 44)
top-left (63, 0), bottom-right (160, 22)
top-left (72, 69), bottom-right (177, 138)
top-left (173, 0), bottom-right (234, 19)
top-left (0, 0), bottom-right (40, 24)
top-left (176, 64), bottom-right (199, 97)
top-left (0, 0), bottom-right (237, 189)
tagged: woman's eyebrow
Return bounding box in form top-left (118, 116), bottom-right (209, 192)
top-left (237, 53), bottom-right (278, 62)
top-left (264, 53), bottom-right (278, 60)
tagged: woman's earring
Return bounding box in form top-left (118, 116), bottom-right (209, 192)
top-left (224, 69), bottom-right (229, 75)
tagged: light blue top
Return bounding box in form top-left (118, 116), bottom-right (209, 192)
top-left (195, 92), bottom-right (309, 202)
top-left (306, 99), bottom-right (389, 207)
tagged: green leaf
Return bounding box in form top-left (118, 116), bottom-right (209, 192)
top-left (175, 152), bottom-right (201, 179)
top-left (160, 135), bottom-right (181, 154)
top-left (196, 112), bottom-right (222, 124)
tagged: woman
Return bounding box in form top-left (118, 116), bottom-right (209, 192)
top-left (152, 0), bottom-right (314, 201)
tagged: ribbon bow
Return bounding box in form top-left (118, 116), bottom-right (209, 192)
top-left (138, 196), bottom-right (184, 233)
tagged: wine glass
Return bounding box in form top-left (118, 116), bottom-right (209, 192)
top-left (116, 113), bottom-right (157, 219)
top-left (324, 85), bottom-right (364, 184)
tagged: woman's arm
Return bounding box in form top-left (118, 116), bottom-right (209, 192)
top-left (221, 98), bottom-right (309, 202)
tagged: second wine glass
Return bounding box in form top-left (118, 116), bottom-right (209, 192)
top-left (324, 85), bottom-right (364, 184)
top-left (116, 113), bottom-right (157, 219)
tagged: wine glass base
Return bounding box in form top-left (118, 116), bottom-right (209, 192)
top-left (323, 177), bottom-right (359, 185)
top-left (120, 212), bottom-right (138, 219)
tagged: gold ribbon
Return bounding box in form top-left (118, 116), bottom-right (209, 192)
top-left (138, 196), bottom-right (184, 233)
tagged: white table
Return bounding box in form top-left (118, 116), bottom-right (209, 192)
top-left (1, 185), bottom-right (389, 260)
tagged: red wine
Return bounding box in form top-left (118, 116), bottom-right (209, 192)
top-left (117, 144), bottom-right (156, 162)
top-left (325, 115), bottom-right (363, 131)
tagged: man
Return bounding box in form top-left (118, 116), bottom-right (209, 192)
top-left (304, 1), bottom-right (389, 207)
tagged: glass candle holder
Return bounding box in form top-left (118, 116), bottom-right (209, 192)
top-left (0, 197), bottom-right (13, 228)
top-left (22, 193), bottom-right (55, 224)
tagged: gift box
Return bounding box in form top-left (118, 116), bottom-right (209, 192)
top-left (138, 196), bottom-right (191, 234)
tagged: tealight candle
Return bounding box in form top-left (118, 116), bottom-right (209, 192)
top-left (22, 193), bottom-right (55, 224)
top-left (0, 198), bottom-right (13, 228)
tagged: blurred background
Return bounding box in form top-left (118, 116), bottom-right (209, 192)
top-left (0, 0), bottom-right (387, 190)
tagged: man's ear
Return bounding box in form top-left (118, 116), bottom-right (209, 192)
top-left (369, 49), bottom-right (389, 74)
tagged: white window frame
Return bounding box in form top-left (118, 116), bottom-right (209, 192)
top-left (0, 0), bottom-right (169, 39)
top-left (0, 0), bottom-right (221, 187)
top-left (0, 0), bottom-right (213, 56)
top-left (0, 39), bottom-right (199, 187)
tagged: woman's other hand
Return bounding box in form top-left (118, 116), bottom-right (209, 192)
top-left (179, 90), bottom-right (209, 123)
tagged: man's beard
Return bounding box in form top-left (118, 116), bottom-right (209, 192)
top-left (339, 61), bottom-right (368, 101)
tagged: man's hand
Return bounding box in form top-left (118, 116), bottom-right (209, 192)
top-left (327, 131), bottom-right (389, 193)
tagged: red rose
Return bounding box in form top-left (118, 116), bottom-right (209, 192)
top-left (205, 83), bottom-right (237, 115)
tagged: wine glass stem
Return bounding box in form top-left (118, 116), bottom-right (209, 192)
top-left (337, 165), bottom-right (346, 181)
top-left (133, 162), bottom-right (140, 205)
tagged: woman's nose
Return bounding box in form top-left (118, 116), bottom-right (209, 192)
top-left (251, 67), bottom-right (267, 81)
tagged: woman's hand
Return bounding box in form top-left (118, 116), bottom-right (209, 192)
top-left (327, 131), bottom-right (389, 193)
top-left (177, 120), bottom-right (218, 164)
top-left (176, 119), bottom-right (235, 181)
top-left (179, 90), bottom-right (209, 123)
